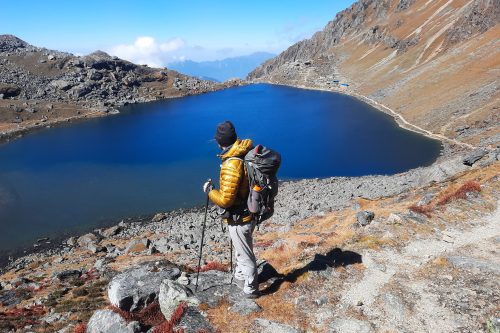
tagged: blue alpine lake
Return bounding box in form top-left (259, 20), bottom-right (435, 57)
top-left (0, 84), bottom-right (441, 256)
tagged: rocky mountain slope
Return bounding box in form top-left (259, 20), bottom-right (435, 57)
top-left (0, 147), bottom-right (498, 332)
top-left (0, 35), bottom-right (241, 142)
top-left (249, 0), bottom-right (499, 148)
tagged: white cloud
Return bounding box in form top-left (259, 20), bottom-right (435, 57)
top-left (107, 36), bottom-right (281, 65)
top-left (108, 36), bottom-right (186, 67)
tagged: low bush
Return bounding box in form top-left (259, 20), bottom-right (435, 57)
top-left (437, 181), bottom-right (481, 206)
top-left (409, 204), bottom-right (434, 217)
top-left (74, 323), bottom-right (87, 333)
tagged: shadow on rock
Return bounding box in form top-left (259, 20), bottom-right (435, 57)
top-left (260, 248), bottom-right (362, 295)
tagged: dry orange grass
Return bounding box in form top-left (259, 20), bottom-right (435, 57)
top-left (436, 180), bottom-right (481, 206)
top-left (206, 295), bottom-right (307, 333)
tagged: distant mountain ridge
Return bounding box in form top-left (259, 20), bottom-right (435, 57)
top-left (249, 0), bottom-right (500, 148)
top-left (169, 52), bottom-right (275, 82)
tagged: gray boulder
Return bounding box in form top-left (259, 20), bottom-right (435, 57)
top-left (86, 309), bottom-right (139, 333)
top-left (49, 80), bottom-right (72, 91)
top-left (77, 233), bottom-right (100, 251)
top-left (107, 260), bottom-right (180, 312)
top-left (125, 239), bottom-right (151, 254)
top-left (69, 84), bottom-right (92, 98)
top-left (158, 279), bottom-right (199, 320)
top-left (463, 149), bottom-right (488, 166)
top-left (229, 298), bottom-right (262, 315)
top-left (356, 211), bottom-right (375, 226)
top-left (100, 225), bottom-right (122, 238)
top-left (88, 69), bottom-right (104, 81)
top-left (54, 269), bottom-right (81, 281)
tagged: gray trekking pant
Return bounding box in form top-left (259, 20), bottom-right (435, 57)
top-left (228, 220), bottom-right (258, 294)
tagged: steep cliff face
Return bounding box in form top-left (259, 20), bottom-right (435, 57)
top-left (249, 0), bottom-right (500, 147)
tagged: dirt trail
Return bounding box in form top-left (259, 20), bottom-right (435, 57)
top-left (337, 199), bottom-right (500, 332)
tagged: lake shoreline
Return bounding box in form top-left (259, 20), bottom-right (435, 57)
top-left (4, 144), bottom-right (496, 272)
top-left (0, 82), bottom-right (473, 270)
top-left (253, 81), bottom-right (477, 159)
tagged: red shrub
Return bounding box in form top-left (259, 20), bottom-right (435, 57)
top-left (199, 261), bottom-right (228, 273)
top-left (74, 323), bottom-right (87, 333)
top-left (409, 204), bottom-right (434, 217)
top-left (0, 305), bottom-right (46, 329)
top-left (137, 302), bottom-right (165, 327)
top-left (254, 240), bottom-right (274, 248)
top-left (109, 305), bottom-right (134, 321)
top-left (81, 268), bottom-right (99, 282)
top-left (437, 181), bottom-right (481, 206)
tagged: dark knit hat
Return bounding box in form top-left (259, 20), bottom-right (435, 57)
top-left (214, 121), bottom-right (237, 147)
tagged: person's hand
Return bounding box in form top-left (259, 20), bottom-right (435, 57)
top-left (203, 181), bottom-right (214, 194)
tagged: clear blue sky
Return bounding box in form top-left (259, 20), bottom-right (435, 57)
top-left (1, 1), bottom-right (356, 65)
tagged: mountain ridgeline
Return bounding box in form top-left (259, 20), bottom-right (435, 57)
top-left (169, 52), bottom-right (275, 82)
top-left (249, 0), bottom-right (500, 148)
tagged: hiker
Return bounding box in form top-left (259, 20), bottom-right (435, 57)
top-left (203, 120), bottom-right (261, 299)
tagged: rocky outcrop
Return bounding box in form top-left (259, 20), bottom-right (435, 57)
top-left (0, 35), bottom-right (28, 52)
top-left (107, 260), bottom-right (180, 312)
top-left (0, 35), bottom-right (242, 141)
top-left (158, 279), bottom-right (199, 320)
top-left (87, 309), bottom-right (139, 333)
top-left (444, 0), bottom-right (500, 47)
top-left (248, 0), bottom-right (500, 147)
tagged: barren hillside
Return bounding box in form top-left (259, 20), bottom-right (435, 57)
top-left (0, 35), bottom-right (240, 142)
top-left (249, 0), bottom-right (500, 147)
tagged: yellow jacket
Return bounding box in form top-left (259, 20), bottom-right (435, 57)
top-left (208, 139), bottom-right (253, 221)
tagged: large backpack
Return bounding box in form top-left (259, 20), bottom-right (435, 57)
top-left (243, 144), bottom-right (281, 224)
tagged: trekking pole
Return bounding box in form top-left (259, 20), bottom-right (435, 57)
top-left (195, 178), bottom-right (211, 292)
top-left (229, 239), bottom-right (234, 284)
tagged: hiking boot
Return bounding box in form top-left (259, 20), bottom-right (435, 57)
top-left (242, 290), bottom-right (262, 299)
top-left (232, 278), bottom-right (245, 290)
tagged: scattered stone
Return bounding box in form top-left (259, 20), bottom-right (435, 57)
top-left (356, 211), bottom-right (375, 227)
top-left (100, 225), bottom-right (122, 238)
top-left (0, 290), bottom-right (23, 307)
top-left (50, 80), bottom-right (72, 91)
top-left (251, 318), bottom-right (300, 333)
top-left (176, 272), bottom-right (190, 285)
top-left (158, 279), bottom-right (199, 320)
top-left (387, 213), bottom-right (405, 225)
top-left (36, 237), bottom-right (49, 243)
top-left (66, 237), bottom-right (76, 246)
top-left (86, 309), bottom-right (138, 333)
top-left (418, 193), bottom-right (435, 206)
top-left (107, 260), bottom-right (180, 312)
top-left (47, 54), bottom-right (55, 61)
top-left (88, 243), bottom-right (107, 253)
top-left (447, 256), bottom-right (500, 274)
top-left (54, 269), bottom-right (81, 281)
top-left (176, 306), bottom-right (215, 332)
top-left (77, 233), bottom-right (98, 247)
top-left (125, 238), bottom-right (151, 254)
top-left (152, 212), bottom-right (167, 222)
top-left (229, 298), bottom-right (262, 315)
top-left (463, 149), bottom-right (487, 166)
top-left (315, 296), bottom-right (328, 306)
